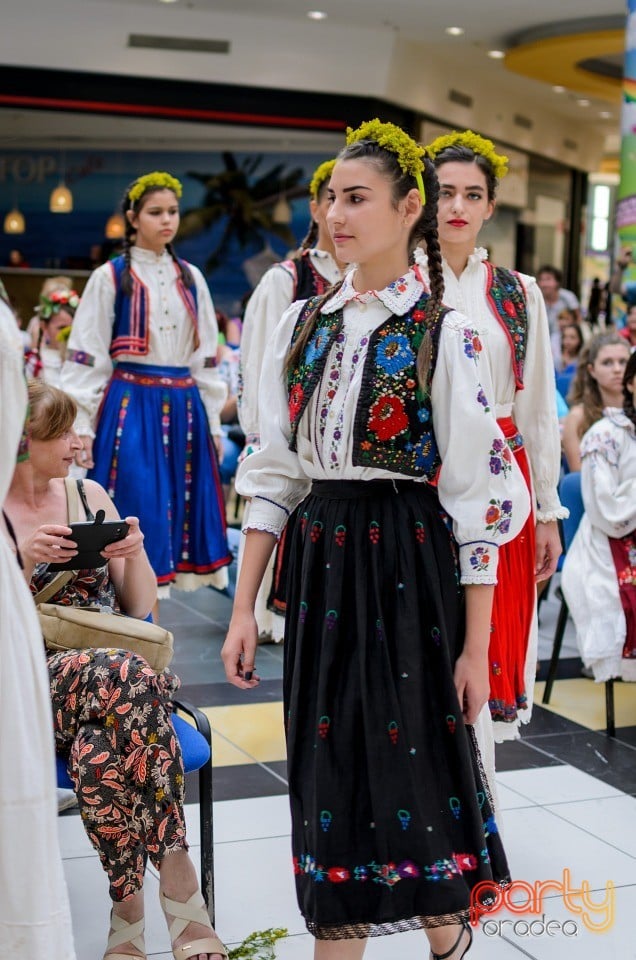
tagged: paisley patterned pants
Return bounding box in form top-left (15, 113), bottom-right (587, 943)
top-left (48, 648), bottom-right (187, 900)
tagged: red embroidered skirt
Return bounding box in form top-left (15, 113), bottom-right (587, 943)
top-left (488, 417), bottom-right (535, 723)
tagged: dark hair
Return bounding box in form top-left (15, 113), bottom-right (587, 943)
top-left (537, 265), bottom-right (562, 284)
top-left (430, 142), bottom-right (498, 202)
top-left (287, 137), bottom-right (444, 387)
top-left (567, 332), bottom-right (631, 435)
top-left (622, 350), bottom-right (636, 428)
top-left (120, 180), bottom-right (194, 296)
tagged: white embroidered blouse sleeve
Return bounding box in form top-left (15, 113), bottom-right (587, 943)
top-left (432, 311), bottom-right (532, 585)
top-left (513, 277), bottom-right (567, 521)
top-left (580, 426), bottom-right (636, 537)
top-left (238, 264), bottom-right (295, 449)
top-left (236, 300), bottom-right (312, 537)
top-left (189, 268), bottom-right (227, 437)
top-left (60, 265), bottom-right (115, 438)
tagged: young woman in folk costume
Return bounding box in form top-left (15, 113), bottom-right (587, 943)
top-left (237, 158), bottom-right (345, 642)
top-left (61, 172), bottom-right (231, 603)
top-left (416, 132), bottom-right (566, 779)
top-left (223, 119), bottom-right (532, 959)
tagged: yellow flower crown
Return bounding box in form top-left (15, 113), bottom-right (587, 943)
top-left (346, 119), bottom-right (426, 202)
top-left (128, 171), bottom-right (183, 205)
top-left (425, 130), bottom-right (509, 179)
top-left (309, 159), bottom-right (337, 200)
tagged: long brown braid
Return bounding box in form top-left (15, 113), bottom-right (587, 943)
top-left (119, 183), bottom-right (194, 296)
top-left (286, 138), bottom-right (444, 384)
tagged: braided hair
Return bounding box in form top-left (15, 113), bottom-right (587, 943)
top-left (120, 180), bottom-right (194, 296)
top-left (622, 349), bottom-right (636, 429)
top-left (287, 137), bottom-right (444, 386)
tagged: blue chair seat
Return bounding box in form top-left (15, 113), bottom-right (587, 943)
top-left (55, 712), bottom-right (210, 788)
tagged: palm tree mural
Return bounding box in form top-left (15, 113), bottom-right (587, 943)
top-left (177, 152), bottom-right (306, 272)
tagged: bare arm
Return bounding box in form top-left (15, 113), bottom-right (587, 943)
top-left (221, 529), bottom-right (277, 688)
top-left (453, 583), bottom-right (495, 724)
top-left (561, 406), bottom-right (584, 473)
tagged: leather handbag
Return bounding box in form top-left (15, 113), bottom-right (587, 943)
top-left (34, 478), bottom-right (173, 673)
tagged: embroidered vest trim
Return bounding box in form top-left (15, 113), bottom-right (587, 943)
top-left (281, 249), bottom-right (331, 302)
top-left (287, 294), bottom-right (448, 480)
top-left (484, 262), bottom-right (528, 390)
top-left (109, 255), bottom-right (199, 359)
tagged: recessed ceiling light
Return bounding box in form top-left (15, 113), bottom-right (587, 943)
top-left (487, 50), bottom-right (505, 59)
top-left (445, 26), bottom-right (464, 37)
top-left (307, 10), bottom-right (327, 19)
top-left (158, 0), bottom-right (179, 3)
top-left (577, 98), bottom-right (590, 107)
top-left (599, 111), bottom-right (612, 119)
top-left (552, 85), bottom-right (566, 93)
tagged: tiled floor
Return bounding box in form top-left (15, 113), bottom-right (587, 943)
top-left (59, 570), bottom-right (636, 959)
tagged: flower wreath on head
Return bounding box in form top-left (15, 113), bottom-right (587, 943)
top-left (309, 159), bottom-right (337, 200)
top-left (128, 171), bottom-right (183, 205)
top-left (346, 119), bottom-right (426, 203)
top-left (425, 130), bottom-right (509, 179)
top-left (39, 289), bottom-right (80, 320)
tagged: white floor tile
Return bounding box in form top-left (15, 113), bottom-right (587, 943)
top-left (544, 794), bottom-right (636, 859)
top-left (495, 780), bottom-right (538, 810)
top-left (183, 794), bottom-right (292, 847)
top-left (496, 765), bottom-right (624, 806)
top-left (57, 812), bottom-right (99, 860)
top-left (502, 804), bottom-right (636, 888)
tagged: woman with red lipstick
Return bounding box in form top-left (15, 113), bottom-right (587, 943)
top-left (418, 132), bottom-right (566, 762)
top-left (223, 120), bottom-right (531, 959)
top-left (62, 172), bottom-right (231, 604)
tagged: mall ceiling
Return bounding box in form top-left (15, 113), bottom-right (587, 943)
top-left (0, 0), bottom-right (626, 163)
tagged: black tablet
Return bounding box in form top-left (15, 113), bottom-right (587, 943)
top-left (48, 510), bottom-right (129, 571)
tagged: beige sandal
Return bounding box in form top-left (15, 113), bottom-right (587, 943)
top-left (104, 912), bottom-right (146, 960)
top-left (159, 890), bottom-right (228, 960)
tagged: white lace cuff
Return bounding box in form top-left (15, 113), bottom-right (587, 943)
top-left (243, 494), bottom-right (290, 539)
top-left (458, 541), bottom-right (499, 585)
top-left (536, 507), bottom-right (570, 523)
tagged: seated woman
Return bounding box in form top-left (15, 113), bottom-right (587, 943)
top-left (561, 332), bottom-right (631, 472)
top-left (562, 351), bottom-right (636, 682)
top-left (3, 380), bottom-right (227, 960)
top-left (555, 322), bottom-right (584, 401)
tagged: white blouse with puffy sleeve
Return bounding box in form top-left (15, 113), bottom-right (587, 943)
top-left (237, 267), bottom-right (531, 585)
top-left (61, 246), bottom-right (226, 437)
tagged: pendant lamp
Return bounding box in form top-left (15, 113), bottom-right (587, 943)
top-left (4, 208), bottom-right (26, 234)
top-left (50, 183), bottom-right (73, 213)
top-left (105, 212), bottom-right (126, 239)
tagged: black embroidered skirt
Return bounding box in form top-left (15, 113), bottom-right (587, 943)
top-left (283, 479), bottom-right (510, 940)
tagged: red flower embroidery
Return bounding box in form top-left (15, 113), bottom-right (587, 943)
top-left (368, 395), bottom-right (409, 441)
top-left (485, 504), bottom-right (501, 525)
top-left (328, 867), bottom-right (350, 883)
top-left (412, 309), bottom-right (425, 323)
top-left (289, 383), bottom-right (304, 421)
top-left (502, 299), bottom-right (517, 318)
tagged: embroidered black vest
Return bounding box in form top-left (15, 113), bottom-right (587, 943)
top-left (287, 294), bottom-right (449, 479)
top-left (484, 262), bottom-right (528, 390)
top-left (281, 249), bottom-right (331, 301)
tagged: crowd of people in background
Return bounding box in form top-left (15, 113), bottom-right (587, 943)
top-left (0, 126), bottom-right (634, 960)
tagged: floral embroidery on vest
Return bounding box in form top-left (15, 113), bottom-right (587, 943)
top-left (484, 262), bottom-right (528, 390)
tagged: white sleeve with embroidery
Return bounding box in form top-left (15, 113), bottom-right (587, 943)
top-left (512, 277), bottom-right (568, 522)
top-left (236, 299), bottom-right (311, 537)
top-left (189, 267), bottom-right (227, 437)
top-left (580, 423), bottom-right (636, 538)
top-left (432, 311), bottom-right (532, 585)
top-left (60, 264), bottom-right (115, 438)
top-left (238, 264), bottom-right (295, 452)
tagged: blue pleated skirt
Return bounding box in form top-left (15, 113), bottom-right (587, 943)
top-left (90, 362), bottom-right (231, 590)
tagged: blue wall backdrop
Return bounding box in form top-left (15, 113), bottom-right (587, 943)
top-left (0, 148), bottom-right (333, 313)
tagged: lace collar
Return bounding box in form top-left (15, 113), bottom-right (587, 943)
top-left (604, 407), bottom-right (636, 435)
top-left (413, 245), bottom-right (488, 277)
top-left (323, 267), bottom-right (424, 316)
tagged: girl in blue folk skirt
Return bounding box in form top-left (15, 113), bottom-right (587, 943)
top-left (62, 172), bottom-right (231, 600)
top-left (222, 121), bottom-right (532, 959)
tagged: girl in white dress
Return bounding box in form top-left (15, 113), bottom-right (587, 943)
top-left (0, 297), bottom-right (75, 959)
top-left (562, 351), bottom-right (636, 681)
top-left (417, 131), bottom-right (566, 753)
top-left (61, 172), bottom-right (231, 601)
top-left (223, 119), bottom-right (531, 960)
top-left (238, 159), bottom-right (345, 642)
